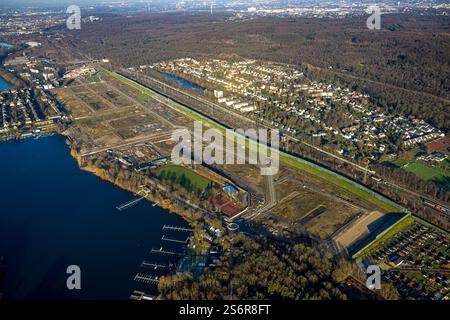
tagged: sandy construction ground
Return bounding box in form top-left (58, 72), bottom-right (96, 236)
top-left (335, 210), bottom-right (385, 249)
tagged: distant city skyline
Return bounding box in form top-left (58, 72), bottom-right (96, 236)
top-left (2, 0), bottom-right (448, 10)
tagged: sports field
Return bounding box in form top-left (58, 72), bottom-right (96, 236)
top-left (157, 165), bottom-right (211, 191)
top-left (403, 161), bottom-right (449, 190)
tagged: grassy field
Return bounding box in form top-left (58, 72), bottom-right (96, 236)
top-left (136, 93), bottom-right (151, 104)
top-left (279, 154), bottom-right (400, 212)
top-left (389, 148), bottom-right (449, 190)
top-left (273, 190), bottom-right (328, 222)
top-left (403, 161), bottom-right (449, 183)
top-left (84, 74), bottom-right (101, 83)
top-left (353, 215), bottom-right (414, 259)
top-left (100, 67), bottom-right (403, 213)
top-left (157, 165), bottom-right (210, 191)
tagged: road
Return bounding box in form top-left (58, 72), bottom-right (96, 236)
top-left (246, 174), bottom-right (277, 221)
top-left (394, 266), bottom-right (450, 275)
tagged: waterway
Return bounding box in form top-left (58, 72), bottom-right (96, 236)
top-left (0, 135), bottom-right (189, 299)
top-left (0, 76), bottom-right (12, 90)
top-left (161, 72), bottom-right (205, 93)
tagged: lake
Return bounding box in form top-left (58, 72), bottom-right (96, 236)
top-left (0, 135), bottom-right (189, 299)
top-left (0, 77), bottom-right (12, 90)
top-left (162, 72), bottom-right (205, 93)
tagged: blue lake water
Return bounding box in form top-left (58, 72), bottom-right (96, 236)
top-left (0, 77), bottom-right (12, 90)
top-left (0, 135), bottom-right (188, 299)
top-left (162, 72), bottom-right (205, 93)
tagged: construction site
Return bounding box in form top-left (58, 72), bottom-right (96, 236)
top-left (51, 64), bottom-right (409, 261)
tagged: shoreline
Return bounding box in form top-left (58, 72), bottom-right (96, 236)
top-left (63, 132), bottom-right (199, 230)
top-left (0, 69), bottom-right (22, 88)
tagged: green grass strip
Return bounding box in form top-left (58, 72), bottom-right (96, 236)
top-left (353, 214), bottom-right (414, 259)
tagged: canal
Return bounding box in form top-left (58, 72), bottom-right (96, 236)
top-left (0, 76), bottom-right (12, 90)
top-left (161, 72), bottom-right (205, 93)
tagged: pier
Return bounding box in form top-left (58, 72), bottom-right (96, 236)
top-left (162, 225), bottom-right (193, 232)
top-left (116, 196), bottom-right (144, 211)
top-left (141, 261), bottom-right (167, 270)
top-left (162, 235), bottom-right (189, 244)
top-left (133, 273), bottom-right (160, 285)
top-left (116, 186), bottom-right (151, 211)
top-left (151, 247), bottom-right (183, 256)
top-left (129, 290), bottom-right (155, 301)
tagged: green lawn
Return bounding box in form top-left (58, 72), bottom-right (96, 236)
top-left (403, 161), bottom-right (449, 182)
top-left (390, 149), bottom-right (449, 190)
top-left (157, 165), bottom-right (210, 191)
top-left (136, 93), bottom-right (150, 104)
top-left (85, 74), bottom-right (101, 83)
top-left (100, 66), bottom-right (402, 213)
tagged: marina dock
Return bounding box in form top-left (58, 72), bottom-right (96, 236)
top-left (133, 273), bottom-right (160, 285)
top-left (116, 196), bottom-right (144, 211)
top-left (162, 235), bottom-right (189, 244)
top-left (150, 247), bottom-right (183, 256)
top-left (162, 224), bottom-right (193, 232)
top-left (141, 261), bottom-right (168, 270)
